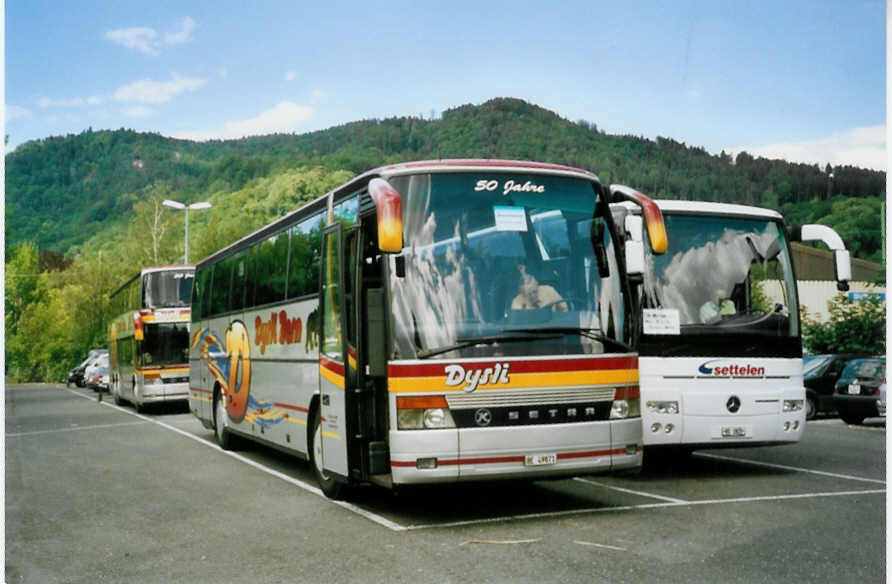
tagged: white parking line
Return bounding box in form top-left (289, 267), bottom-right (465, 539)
top-left (60, 387), bottom-right (408, 532)
top-left (694, 452), bottom-right (886, 485)
top-left (6, 420), bottom-right (148, 437)
top-left (573, 477), bottom-right (688, 503)
top-left (405, 488), bottom-right (886, 530)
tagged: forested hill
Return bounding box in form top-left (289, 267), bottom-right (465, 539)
top-left (6, 97), bottom-right (886, 261)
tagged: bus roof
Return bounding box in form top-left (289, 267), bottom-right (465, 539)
top-left (615, 199), bottom-right (783, 221)
top-left (375, 159), bottom-right (601, 181)
top-left (140, 265), bottom-right (195, 275)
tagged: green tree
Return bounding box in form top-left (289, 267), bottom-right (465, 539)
top-left (802, 294), bottom-right (886, 354)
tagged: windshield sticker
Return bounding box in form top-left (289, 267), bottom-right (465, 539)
top-left (642, 308), bottom-right (680, 335)
top-left (493, 206), bottom-right (528, 232)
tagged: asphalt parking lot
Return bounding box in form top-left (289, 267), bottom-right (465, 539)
top-left (6, 383), bottom-right (886, 583)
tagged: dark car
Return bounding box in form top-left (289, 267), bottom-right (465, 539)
top-left (803, 354), bottom-right (869, 420)
top-left (832, 357), bottom-right (886, 425)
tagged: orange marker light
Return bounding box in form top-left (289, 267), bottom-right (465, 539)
top-left (397, 395), bottom-right (449, 410)
top-left (368, 178), bottom-right (403, 253)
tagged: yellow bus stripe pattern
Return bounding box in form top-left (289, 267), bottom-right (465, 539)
top-left (320, 366), bottom-right (345, 390)
top-left (388, 368), bottom-right (639, 393)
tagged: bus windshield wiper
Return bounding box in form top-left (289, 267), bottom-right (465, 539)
top-left (504, 327), bottom-right (633, 353)
top-left (416, 332), bottom-right (561, 360)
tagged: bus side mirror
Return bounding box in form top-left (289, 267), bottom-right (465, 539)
top-left (835, 250), bottom-right (851, 291)
top-left (609, 184), bottom-right (668, 254)
top-left (792, 224), bottom-right (851, 291)
top-left (624, 215), bottom-right (645, 277)
top-left (368, 178), bottom-right (403, 253)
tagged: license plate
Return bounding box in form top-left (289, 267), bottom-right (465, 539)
top-left (721, 426), bottom-right (747, 438)
top-left (848, 383), bottom-right (861, 395)
top-left (525, 454), bottom-right (557, 466)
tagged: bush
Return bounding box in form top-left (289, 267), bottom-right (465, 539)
top-left (803, 293), bottom-right (886, 354)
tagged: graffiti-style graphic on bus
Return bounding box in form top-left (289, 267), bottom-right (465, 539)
top-left (191, 320), bottom-right (253, 422)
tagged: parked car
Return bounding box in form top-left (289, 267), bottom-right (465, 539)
top-left (803, 353), bottom-right (869, 420)
top-left (877, 382), bottom-right (886, 418)
top-left (832, 357), bottom-right (886, 425)
top-left (83, 353), bottom-right (109, 391)
top-left (67, 349), bottom-right (107, 387)
top-left (86, 365), bottom-right (110, 392)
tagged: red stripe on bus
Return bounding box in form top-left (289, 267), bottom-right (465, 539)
top-left (274, 402), bottom-right (309, 413)
top-left (190, 387), bottom-right (213, 394)
top-left (388, 356), bottom-right (637, 378)
top-left (320, 356), bottom-right (345, 376)
top-left (390, 447), bottom-right (633, 468)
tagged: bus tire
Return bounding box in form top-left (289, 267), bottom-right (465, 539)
top-left (113, 383), bottom-right (124, 406)
top-left (214, 390), bottom-right (234, 450)
top-left (309, 407), bottom-right (344, 500)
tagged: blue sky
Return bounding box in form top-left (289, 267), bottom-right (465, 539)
top-left (5, 1), bottom-right (887, 170)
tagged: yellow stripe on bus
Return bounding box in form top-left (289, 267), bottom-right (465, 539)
top-left (387, 369), bottom-right (639, 393)
top-left (320, 366), bottom-right (345, 390)
top-left (322, 431), bottom-right (341, 440)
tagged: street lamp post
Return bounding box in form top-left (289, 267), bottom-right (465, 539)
top-left (162, 200), bottom-right (211, 263)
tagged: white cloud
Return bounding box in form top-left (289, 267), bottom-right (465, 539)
top-left (37, 96), bottom-right (102, 108)
top-left (114, 73), bottom-right (207, 104)
top-left (6, 105), bottom-right (32, 121)
top-left (106, 26), bottom-right (158, 55)
top-left (175, 101), bottom-right (315, 141)
top-left (164, 17), bottom-right (196, 46)
top-left (106, 16), bottom-right (195, 55)
top-left (727, 125), bottom-right (887, 171)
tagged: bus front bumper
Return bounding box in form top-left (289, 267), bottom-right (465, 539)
top-left (388, 418), bottom-right (642, 485)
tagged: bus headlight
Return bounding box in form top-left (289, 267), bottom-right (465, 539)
top-left (646, 400), bottom-right (679, 414)
top-left (783, 399), bottom-right (804, 412)
top-left (422, 408), bottom-right (452, 429)
top-left (611, 386), bottom-right (641, 419)
top-left (396, 396), bottom-right (456, 430)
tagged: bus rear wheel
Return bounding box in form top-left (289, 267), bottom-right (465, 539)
top-left (309, 408), bottom-right (344, 500)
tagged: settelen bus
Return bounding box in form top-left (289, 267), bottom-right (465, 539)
top-left (109, 265), bottom-right (194, 412)
top-left (189, 160), bottom-right (669, 498)
top-left (612, 197), bottom-right (851, 453)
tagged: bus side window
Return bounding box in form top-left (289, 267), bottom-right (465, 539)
top-left (289, 217), bottom-right (318, 298)
top-left (230, 250), bottom-right (249, 311)
top-left (255, 230), bottom-right (289, 306)
top-left (209, 257), bottom-right (234, 316)
top-left (192, 268), bottom-right (210, 321)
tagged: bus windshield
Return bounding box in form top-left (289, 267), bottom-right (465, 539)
top-left (640, 213), bottom-right (800, 357)
top-left (141, 323), bottom-right (190, 366)
top-left (143, 270), bottom-right (193, 308)
top-left (388, 172), bottom-right (626, 359)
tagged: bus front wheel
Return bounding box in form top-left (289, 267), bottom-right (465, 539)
top-left (214, 392), bottom-right (234, 450)
top-left (309, 408), bottom-right (344, 500)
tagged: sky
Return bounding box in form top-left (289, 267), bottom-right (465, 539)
top-left (4, 1), bottom-right (888, 171)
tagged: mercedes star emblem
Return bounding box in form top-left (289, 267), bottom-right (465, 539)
top-left (726, 395), bottom-right (741, 413)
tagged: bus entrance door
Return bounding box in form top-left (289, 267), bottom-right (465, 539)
top-left (318, 224), bottom-right (362, 489)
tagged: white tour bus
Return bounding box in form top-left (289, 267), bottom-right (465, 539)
top-left (611, 197), bottom-right (851, 454)
top-left (109, 266), bottom-right (194, 412)
top-left (188, 159), bottom-right (669, 498)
